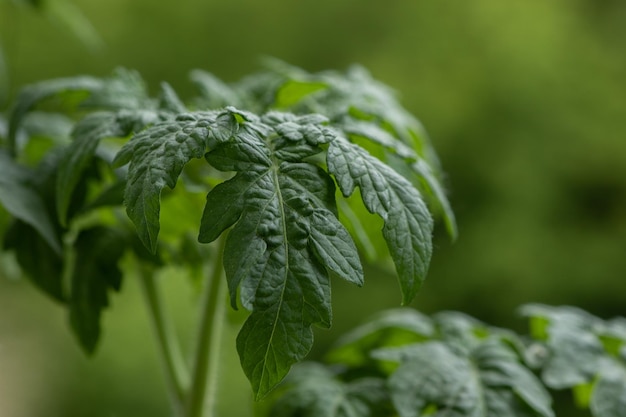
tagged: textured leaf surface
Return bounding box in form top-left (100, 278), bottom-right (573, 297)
top-left (198, 112), bottom-right (363, 398)
top-left (269, 362), bottom-right (391, 417)
top-left (375, 340), bottom-right (554, 417)
top-left (113, 110), bottom-right (240, 253)
top-left (328, 137), bottom-right (433, 304)
top-left (56, 109), bottom-right (171, 225)
top-left (69, 227), bottom-right (126, 353)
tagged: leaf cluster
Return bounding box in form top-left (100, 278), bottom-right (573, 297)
top-left (0, 62), bottom-right (453, 398)
top-left (267, 305), bottom-right (626, 417)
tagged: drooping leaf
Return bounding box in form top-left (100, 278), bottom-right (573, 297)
top-left (374, 340), bottom-right (554, 417)
top-left (112, 109), bottom-right (241, 253)
top-left (327, 137), bottom-right (433, 304)
top-left (3, 220), bottom-right (64, 301)
top-left (269, 362), bottom-right (392, 417)
top-left (69, 226), bottom-right (127, 353)
top-left (56, 109), bottom-right (172, 225)
top-left (0, 150), bottom-right (61, 252)
top-left (198, 112), bottom-right (363, 398)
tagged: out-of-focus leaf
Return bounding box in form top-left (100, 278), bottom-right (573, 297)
top-left (69, 226), bottom-right (126, 353)
top-left (374, 340), bottom-right (554, 417)
top-left (268, 362), bottom-right (392, 417)
top-left (0, 150), bottom-right (61, 252)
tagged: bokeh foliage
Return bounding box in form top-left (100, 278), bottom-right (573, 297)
top-left (1, 0), bottom-right (626, 416)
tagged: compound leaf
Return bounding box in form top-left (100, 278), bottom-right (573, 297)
top-left (199, 113), bottom-right (362, 398)
top-left (328, 137), bottom-right (433, 304)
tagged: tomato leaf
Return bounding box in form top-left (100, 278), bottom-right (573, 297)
top-left (328, 137), bottom-right (433, 304)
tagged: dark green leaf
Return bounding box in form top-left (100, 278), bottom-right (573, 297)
top-left (69, 227), bottom-right (127, 353)
top-left (328, 137), bottom-right (433, 304)
top-left (3, 221), bottom-right (64, 301)
top-left (0, 150), bottom-right (61, 252)
top-left (112, 111), bottom-right (228, 253)
top-left (56, 110), bottom-right (170, 225)
top-left (200, 114), bottom-right (362, 398)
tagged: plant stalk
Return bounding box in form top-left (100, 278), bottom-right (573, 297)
top-left (186, 236), bottom-right (228, 417)
top-left (138, 264), bottom-right (189, 417)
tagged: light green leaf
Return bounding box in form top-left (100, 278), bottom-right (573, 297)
top-left (327, 308), bottom-right (434, 367)
top-left (328, 137), bottom-right (433, 304)
top-left (592, 365), bottom-right (626, 417)
top-left (274, 80), bottom-right (328, 108)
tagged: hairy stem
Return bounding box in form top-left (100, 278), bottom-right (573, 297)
top-left (138, 264), bottom-right (189, 417)
top-left (186, 237), bottom-right (227, 417)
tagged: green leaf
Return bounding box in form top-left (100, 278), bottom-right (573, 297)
top-left (8, 75), bottom-right (102, 153)
top-left (374, 340), bottom-right (554, 417)
top-left (274, 80), bottom-right (328, 108)
top-left (69, 226), bottom-right (126, 353)
top-left (158, 82), bottom-right (187, 113)
top-left (520, 304), bottom-right (605, 389)
top-left (328, 137), bottom-right (433, 304)
top-left (3, 220), bottom-right (64, 301)
top-left (269, 362), bottom-right (392, 417)
top-left (341, 118), bottom-right (457, 239)
top-left (0, 150), bottom-right (61, 252)
top-left (190, 69), bottom-right (242, 109)
top-left (56, 109), bottom-right (171, 225)
top-left (327, 308), bottom-right (434, 368)
top-left (591, 365), bottom-right (626, 417)
top-left (199, 112), bottom-right (363, 398)
top-left (113, 110), bottom-right (230, 253)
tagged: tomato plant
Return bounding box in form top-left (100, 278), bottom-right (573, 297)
top-left (1, 61), bottom-right (624, 417)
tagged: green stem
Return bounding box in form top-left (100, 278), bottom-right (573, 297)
top-left (138, 264), bottom-right (189, 417)
top-left (186, 237), bottom-right (227, 417)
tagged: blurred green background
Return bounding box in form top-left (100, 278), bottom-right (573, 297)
top-left (1, 0), bottom-right (626, 416)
